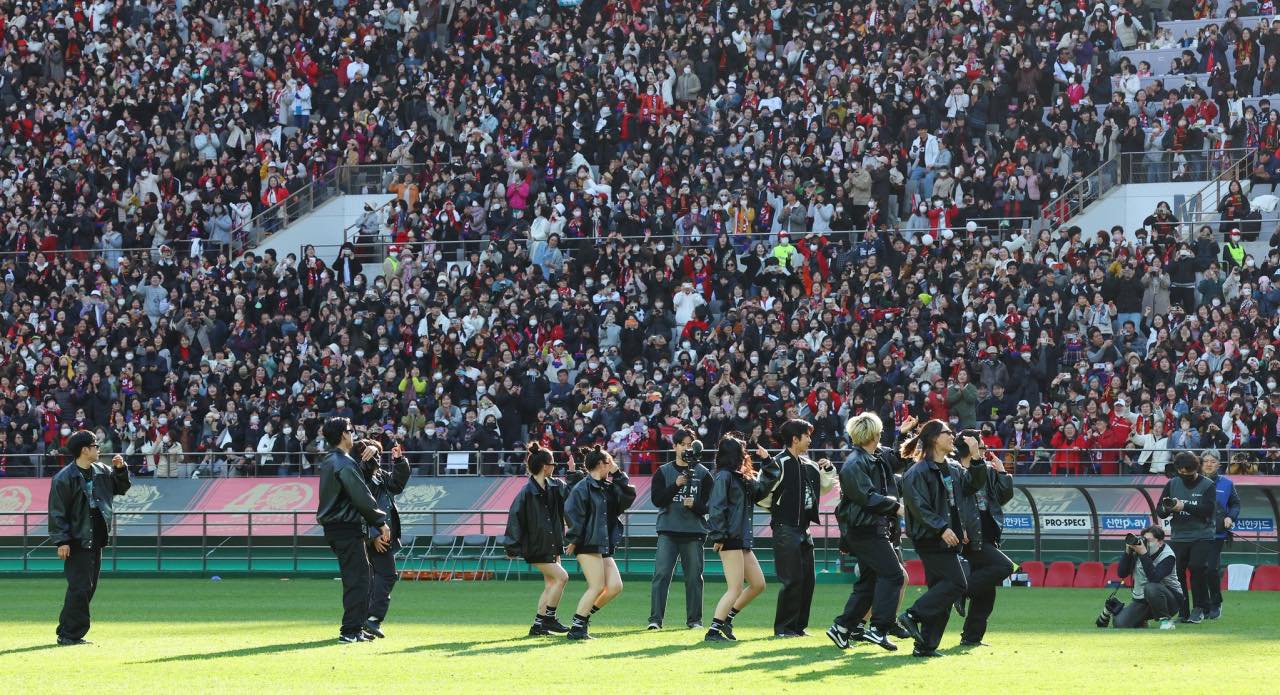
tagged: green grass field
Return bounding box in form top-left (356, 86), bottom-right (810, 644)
top-left (0, 577), bottom-right (1276, 693)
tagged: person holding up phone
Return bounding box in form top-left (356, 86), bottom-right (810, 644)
top-left (896, 419), bottom-right (987, 657)
top-left (704, 434), bottom-right (766, 641)
top-left (352, 438), bottom-right (411, 639)
top-left (951, 431), bottom-right (1016, 647)
top-left (502, 443), bottom-right (571, 636)
top-left (563, 446), bottom-right (637, 640)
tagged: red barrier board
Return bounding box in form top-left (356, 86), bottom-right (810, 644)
top-left (169, 479), bottom-right (320, 536)
top-left (0, 480), bottom-right (51, 536)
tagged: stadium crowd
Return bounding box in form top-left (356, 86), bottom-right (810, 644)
top-left (2, 0), bottom-right (1280, 478)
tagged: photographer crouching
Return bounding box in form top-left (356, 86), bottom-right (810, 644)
top-left (1109, 526), bottom-right (1184, 629)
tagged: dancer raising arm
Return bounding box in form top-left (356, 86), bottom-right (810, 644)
top-left (563, 445), bottom-right (637, 640)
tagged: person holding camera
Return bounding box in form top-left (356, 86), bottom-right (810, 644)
top-left (827, 413), bottom-right (905, 652)
top-left (352, 438), bottom-right (410, 639)
top-left (1113, 526), bottom-right (1183, 629)
top-left (704, 434), bottom-right (767, 642)
top-left (49, 430), bottom-right (131, 645)
top-left (1200, 450), bottom-right (1240, 620)
top-left (648, 427), bottom-right (714, 631)
top-left (755, 419), bottom-right (838, 637)
top-left (1157, 452), bottom-right (1218, 623)
top-left (952, 430), bottom-right (1016, 647)
top-left (563, 446), bottom-right (637, 640)
top-left (316, 417), bottom-right (390, 643)
top-left (896, 419), bottom-right (987, 658)
top-left (502, 443), bottom-right (571, 636)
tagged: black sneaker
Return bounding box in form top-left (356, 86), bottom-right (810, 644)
top-left (647, 622), bottom-right (662, 630)
top-left (337, 633), bottom-right (369, 644)
top-left (704, 628), bottom-right (730, 642)
top-left (774, 631), bottom-right (802, 638)
top-left (889, 622), bottom-right (912, 640)
top-left (861, 626), bottom-right (899, 652)
top-left (954, 595), bottom-right (968, 618)
top-left (958, 639), bottom-right (989, 647)
top-left (848, 623), bottom-right (865, 642)
top-left (1181, 610), bottom-right (1204, 624)
top-left (1207, 606), bottom-right (1222, 620)
top-left (529, 623), bottom-right (551, 636)
top-left (826, 624), bottom-right (851, 650)
top-left (56, 637), bottom-right (90, 646)
top-left (543, 617), bottom-right (570, 634)
top-left (912, 648), bottom-right (944, 658)
top-left (896, 611), bottom-right (924, 644)
top-left (688, 622), bottom-right (703, 629)
top-left (364, 620), bottom-right (385, 639)
top-left (721, 622), bottom-right (737, 641)
top-left (566, 626), bottom-right (592, 640)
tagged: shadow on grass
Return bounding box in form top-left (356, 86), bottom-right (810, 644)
top-left (393, 637), bottom-right (533, 655)
top-left (0, 644), bottom-right (65, 657)
top-left (702, 643), bottom-right (916, 681)
top-left (134, 638), bottom-right (335, 663)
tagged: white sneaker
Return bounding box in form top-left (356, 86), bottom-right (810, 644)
top-left (1159, 619), bottom-right (1176, 630)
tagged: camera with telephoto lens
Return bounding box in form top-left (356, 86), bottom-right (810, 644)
top-left (681, 440), bottom-right (704, 466)
top-left (1158, 497), bottom-right (1178, 515)
top-left (1095, 591), bottom-right (1126, 628)
top-left (1125, 532), bottom-right (1143, 546)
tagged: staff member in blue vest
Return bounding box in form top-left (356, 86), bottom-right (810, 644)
top-left (352, 438), bottom-right (410, 639)
top-left (755, 419), bottom-right (838, 637)
top-left (648, 427), bottom-right (714, 630)
top-left (1198, 450), bottom-right (1240, 620)
top-left (316, 417), bottom-right (389, 643)
top-left (48, 430), bottom-right (131, 645)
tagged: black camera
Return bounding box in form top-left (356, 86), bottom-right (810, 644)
top-left (1125, 532), bottom-right (1143, 546)
top-left (1158, 497), bottom-right (1177, 515)
top-left (681, 440), bottom-right (703, 466)
top-left (1095, 592), bottom-right (1126, 628)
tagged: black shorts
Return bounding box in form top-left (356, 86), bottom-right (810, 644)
top-left (576, 545), bottom-right (613, 558)
top-left (717, 539), bottom-right (751, 552)
top-left (526, 555), bottom-right (557, 566)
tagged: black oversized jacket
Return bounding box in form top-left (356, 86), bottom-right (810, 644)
top-left (707, 469), bottom-right (757, 545)
top-left (953, 460), bottom-right (1015, 551)
top-left (903, 457), bottom-right (987, 551)
top-left (503, 477), bottom-right (568, 560)
top-left (564, 471), bottom-right (637, 550)
top-left (316, 448), bottom-right (386, 535)
top-left (364, 455), bottom-right (411, 544)
top-left (48, 461), bottom-right (132, 550)
top-left (837, 446), bottom-right (900, 541)
top-left (756, 449), bottom-right (832, 530)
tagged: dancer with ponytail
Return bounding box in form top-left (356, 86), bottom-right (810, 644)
top-left (896, 419), bottom-right (987, 658)
top-left (563, 446), bottom-right (637, 640)
top-left (704, 434), bottom-right (767, 642)
top-left (501, 442), bottom-right (571, 636)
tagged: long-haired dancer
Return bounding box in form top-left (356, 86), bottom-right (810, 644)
top-left (502, 442), bottom-right (571, 636)
top-left (951, 430), bottom-right (1015, 647)
top-left (896, 419), bottom-right (987, 657)
top-left (563, 445), bottom-right (637, 640)
top-left (351, 438), bottom-right (411, 638)
top-left (827, 413), bottom-right (904, 652)
top-left (705, 434), bottom-right (767, 642)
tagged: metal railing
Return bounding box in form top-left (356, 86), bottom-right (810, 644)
top-left (1178, 148), bottom-right (1260, 229)
top-left (7, 446), bottom-right (1279, 478)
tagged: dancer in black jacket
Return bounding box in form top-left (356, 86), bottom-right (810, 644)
top-left (827, 413), bottom-right (904, 652)
top-left (563, 446), bottom-right (637, 640)
top-left (502, 443), bottom-right (571, 636)
top-left (352, 438), bottom-right (411, 639)
top-left (896, 419), bottom-right (987, 657)
top-left (704, 434), bottom-right (767, 642)
top-left (755, 419), bottom-right (837, 637)
top-left (49, 430), bottom-right (131, 646)
top-left (952, 430), bottom-right (1015, 647)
